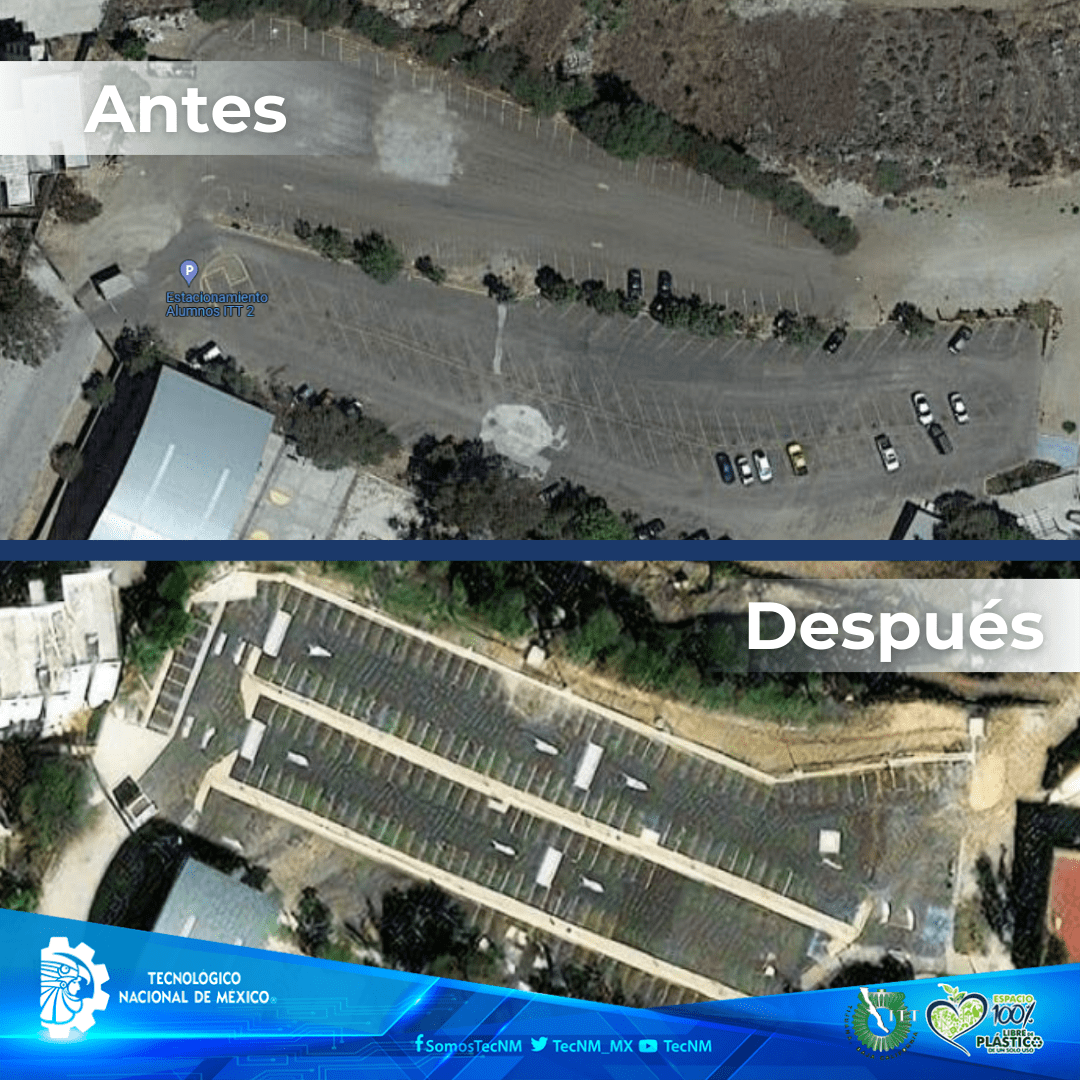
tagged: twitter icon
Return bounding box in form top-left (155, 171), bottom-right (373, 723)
top-left (531, 1037), bottom-right (548, 1052)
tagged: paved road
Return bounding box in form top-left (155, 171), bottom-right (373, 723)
top-left (0, 247), bottom-right (100, 539)
top-left (193, 17), bottom-right (846, 317)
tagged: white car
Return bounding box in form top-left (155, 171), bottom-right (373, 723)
top-left (948, 392), bottom-right (969, 424)
top-left (875, 433), bottom-right (900, 472)
top-left (752, 449), bottom-right (773, 483)
top-left (911, 392), bottom-right (933, 426)
top-left (735, 455), bottom-right (754, 486)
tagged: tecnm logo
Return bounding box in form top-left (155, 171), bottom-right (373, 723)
top-left (40, 938), bottom-right (110, 1039)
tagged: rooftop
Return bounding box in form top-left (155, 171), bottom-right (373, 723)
top-left (153, 858), bottom-right (283, 949)
top-left (0, 568), bottom-right (122, 736)
top-left (90, 367), bottom-right (275, 541)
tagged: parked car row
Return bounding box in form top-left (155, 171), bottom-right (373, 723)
top-left (822, 323), bottom-right (975, 358)
top-left (627, 268), bottom-right (672, 303)
top-left (877, 389), bottom-right (972, 470)
top-left (911, 389), bottom-right (969, 454)
top-left (715, 442), bottom-right (808, 486)
top-left (290, 382), bottom-right (364, 418)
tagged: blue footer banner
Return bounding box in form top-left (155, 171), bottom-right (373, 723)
top-left (2, 910), bottom-right (1076, 1079)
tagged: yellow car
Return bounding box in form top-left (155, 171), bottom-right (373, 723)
top-left (786, 441), bottom-right (808, 476)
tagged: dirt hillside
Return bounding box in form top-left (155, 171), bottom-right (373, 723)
top-left (366, 0), bottom-right (1080, 188)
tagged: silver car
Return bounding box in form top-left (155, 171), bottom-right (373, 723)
top-left (736, 455), bottom-right (754, 485)
top-left (752, 449), bottom-right (773, 483)
top-left (911, 392), bottom-right (933, 426)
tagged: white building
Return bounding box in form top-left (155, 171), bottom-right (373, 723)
top-left (0, 568), bottom-right (123, 738)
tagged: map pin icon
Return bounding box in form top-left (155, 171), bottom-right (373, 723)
top-left (180, 260), bottom-right (199, 285)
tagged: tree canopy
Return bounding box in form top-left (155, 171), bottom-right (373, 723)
top-left (0, 241), bottom-right (62, 368)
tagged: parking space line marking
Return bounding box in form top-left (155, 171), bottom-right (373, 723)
top-left (244, 674), bottom-right (860, 942)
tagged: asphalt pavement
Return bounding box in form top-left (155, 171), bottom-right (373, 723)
top-left (86, 221), bottom-right (1040, 538)
top-left (40, 17), bottom-right (1043, 537)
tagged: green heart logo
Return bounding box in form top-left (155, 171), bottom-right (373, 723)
top-left (927, 992), bottom-right (988, 1056)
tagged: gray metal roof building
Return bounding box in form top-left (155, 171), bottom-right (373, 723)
top-left (90, 367), bottom-right (274, 541)
top-left (153, 858), bottom-right (283, 949)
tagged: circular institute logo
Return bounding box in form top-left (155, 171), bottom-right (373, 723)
top-left (845, 988), bottom-right (916, 1059)
top-left (40, 937), bottom-right (110, 1039)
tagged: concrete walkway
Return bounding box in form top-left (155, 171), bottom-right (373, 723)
top-left (242, 670), bottom-right (859, 944)
top-left (38, 802), bottom-right (128, 922)
top-left (203, 758), bottom-right (743, 1001)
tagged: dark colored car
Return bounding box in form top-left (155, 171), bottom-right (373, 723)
top-left (188, 340), bottom-right (223, 369)
top-left (627, 268), bottom-right (643, 302)
top-left (539, 480), bottom-right (564, 506)
top-left (927, 421), bottom-right (953, 454)
top-left (342, 398), bottom-right (363, 419)
top-left (635, 517), bottom-right (666, 540)
top-left (714, 451), bottom-right (736, 484)
top-left (822, 327), bottom-right (847, 354)
top-left (292, 383), bottom-right (316, 406)
top-left (657, 270), bottom-right (673, 299)
top-left (683, 528), bottom-right (711, 540)
top-left (948, 325), bottom-right (973, 354)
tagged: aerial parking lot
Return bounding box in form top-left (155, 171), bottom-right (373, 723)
top-left (135, 574), bottom-right (971, 998)
top-left (18, 4), bottom-right (1075, 539)
top-left (27, 9), bottom-right (1056, 539)
top-left (240, 694), bottom-right (815, 997)
top-left (86, 221), bottom-right (1041, 540)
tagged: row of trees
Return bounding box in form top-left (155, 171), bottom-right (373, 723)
top-left (193, 0), bottom-right (858, 254)
top-left (535, 266), bottom-right (640, 317)
top-left (294, 220), bottom-right (404, 283)
top-left (569, 81), bottom-right (858, 254)
top-left (404, 435), bottom-right (632, 540)
top-left (322, 561), bottom-right (884, 725)
top-left (294, 879), bottom-right (634, 1001)
top-left (280, 395), bottom-right (400, 470)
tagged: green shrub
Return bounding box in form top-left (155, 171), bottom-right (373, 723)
top-left (353, 231), bottom-right (404, 283)
top-left (49, 442), bottom-right (83, 482)
top-left (346, 4), bottom-right (404, 45)
top-left (415, 255), bottom-right (447, 284)
top-left (873, 159), bottom-right (907, 195)
top-left (569, 504), bottom-right (632, 540)
top-left (20, 759), bottom-right (89, 852)
top-left (52, 174), bottom-right (103, 224)
top-left (985, 460), bottom-right (1061, 496)
top-left (421, 27), bottom-right (469, 66)
top-left (113, 324), bottom-right (175, 374)
top-left (81, 372), bottom-right (115, 408)
top-left (311, 224), bottom-right (352, 260)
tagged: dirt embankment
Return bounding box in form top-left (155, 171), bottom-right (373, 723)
top-left (364, 0), bottom-right (1080, 189)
